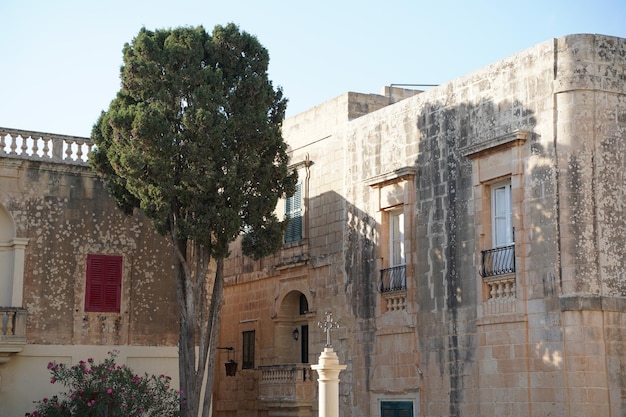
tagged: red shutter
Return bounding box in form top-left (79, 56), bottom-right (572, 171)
top-left (85, 254), bottom-right (122, 312)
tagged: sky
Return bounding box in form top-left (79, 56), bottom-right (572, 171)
top-left (1, 0), bottom-right (625, 138)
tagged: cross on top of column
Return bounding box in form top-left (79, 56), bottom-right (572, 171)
top-left (318, 311), bottom-right (340, 347)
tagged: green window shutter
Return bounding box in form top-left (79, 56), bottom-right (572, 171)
top-left (285, 183), bottom-right (302, 243)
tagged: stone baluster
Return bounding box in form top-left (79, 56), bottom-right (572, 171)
top-left (31, 136), bottom-right (39, 157)
top-left (65, 139), bottom-right (74, 160)
top-left (42, 137), bottom-right (51, 159)
top-left (20, 136), bottom-right (28, 155)
top-left (9, 135), bottom-right (18, 155)
top-left (6, 311), bottom-right (14, 335)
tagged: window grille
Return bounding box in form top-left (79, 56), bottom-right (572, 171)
top-left (480, 244), bottom-right (515, 277)
top-left (380, 265), bottom-right (407, 292)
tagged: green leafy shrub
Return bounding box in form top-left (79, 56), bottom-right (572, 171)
top-left (26, 351), bottom-right (181, 417)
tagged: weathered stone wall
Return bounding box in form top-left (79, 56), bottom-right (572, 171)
top-left (218, 33), bottom-right (626, 417)
top-left (553, 34), bottom-right (626, 417)
top-left (0, 155), bottom-right (180, 415)
top-left (0, 160), bottom-right (178, 346)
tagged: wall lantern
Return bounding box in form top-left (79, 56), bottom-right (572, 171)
top-left (293, 328), bottom-right (299, 341)
top-left (224, 359), bottom-right (237, 377)
top-left (217, 347), bottom-right (237, 377)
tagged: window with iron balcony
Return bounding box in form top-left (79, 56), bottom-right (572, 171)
top-left (366, 166), bottom-right (416, 314)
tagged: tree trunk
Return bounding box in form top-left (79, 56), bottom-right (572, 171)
top-left (200, 258), bottom-right (224, 417)
top-left (176, 244), bottom-right (199, 417)
top-left (175, 239), bottom-right (225, 417)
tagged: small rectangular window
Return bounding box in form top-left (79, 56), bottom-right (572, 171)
top-left (381, 401), bottom-right (413, 417)
top-left (85, 254), bottom-right (122, 313)
top-left (242, 330), bottom-right (255, 369)
top-left (285, 182), bottom-right (302, 243)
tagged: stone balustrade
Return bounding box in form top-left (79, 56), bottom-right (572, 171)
top-left (0, 307), bottom-right (27, 364)
top-left (482, 274), bottom-right (517, 315)
top-left (0, 127), bottom-right (92, 165)
top-left (258, 363), bottom-right (314, 409)
top-left (382, 290), bottom-right (407, 312)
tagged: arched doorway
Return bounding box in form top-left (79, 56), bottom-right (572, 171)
top-left (276, 290), bottom-right (311, 364)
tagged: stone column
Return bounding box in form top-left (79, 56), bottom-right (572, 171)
top-left (11, 238), bottom-right (29, 306)
top-left (311, 347), bottom-right (346, 417)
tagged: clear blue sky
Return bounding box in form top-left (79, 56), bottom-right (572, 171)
top-left (1, 0), bottom-right (625, 137)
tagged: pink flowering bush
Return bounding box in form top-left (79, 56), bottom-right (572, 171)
top-left (26, 351), bottom-right (181, 417)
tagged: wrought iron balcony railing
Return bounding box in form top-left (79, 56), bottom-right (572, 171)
top-left (480, 244), bottom-right (515, 277)
top-left (379, 265), bottom-right (406, 293)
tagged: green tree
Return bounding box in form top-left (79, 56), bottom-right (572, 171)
top-left (90, 24), bottom-right (297, 417)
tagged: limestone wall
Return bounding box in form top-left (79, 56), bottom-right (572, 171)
top-left (218, 33), bottom-right (626, 417)
top-left (0, 156), bottom-right (179, 415)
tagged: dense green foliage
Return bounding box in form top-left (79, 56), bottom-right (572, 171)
top-left (26, 351), bottom-right (181, 417)
top-left (89, 24), bottom-right (296, 417)
top-left (90, 24), bottom-right (297, 259)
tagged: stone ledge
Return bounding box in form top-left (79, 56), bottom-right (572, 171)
top-left (559, 295), bottom-right (626, 312)
top-left (460, 130), bottom-right (529, 159)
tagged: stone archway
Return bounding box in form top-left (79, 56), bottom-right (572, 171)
top-left (275, 290), bottom-right (311, 364)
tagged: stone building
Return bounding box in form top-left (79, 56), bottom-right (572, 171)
top-left (214, 33), bottom-right (626, 417)
top-left (0, 129), bottom-right (179, 415)
top-left (1, 33), bottom-right (626, 417)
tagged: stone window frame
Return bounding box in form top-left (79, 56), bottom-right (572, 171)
top-left (461, 130), bottom-right (528, 316)
top-left (279, 155), bottom-right (313, 247)
top-left (73, 247), bottom-right (132, 319)
top-left (84, 254), bottom-right (123, 313)
top-left (366, 166), bottom-right (416, 312)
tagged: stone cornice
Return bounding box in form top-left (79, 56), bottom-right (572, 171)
top-left (460, 130), bottom-right (530, 159)
top-left (365, 166), bottom-right (416, 188)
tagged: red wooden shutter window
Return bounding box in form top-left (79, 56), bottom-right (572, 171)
top-left (85, 254), bottom-right (122, 312)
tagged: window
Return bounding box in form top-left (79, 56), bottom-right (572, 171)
top-left (460, 131), bottom-right (527, 309)
top-left (380, 209), bottom-right (406, 293)
top-left (284, 182), bottom-right (302, 243)
top-left (492, 183), bottom-right (513, 247)
top-left (480, 181), bottom-right (515, 278)
top-left (85, 254), bottom-right (122, 313)
top-left (242, 330), bottom-right (255, 369)
top-left (381, 401), bottom-right (414, 417)
top-left (390, 210), bottom-right (405, 266)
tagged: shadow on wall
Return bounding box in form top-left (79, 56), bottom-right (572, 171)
top-left (413, 96), bottom-right (566, 415)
